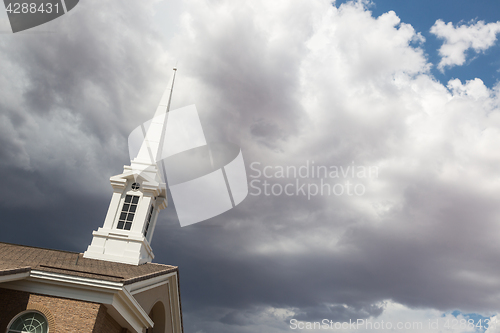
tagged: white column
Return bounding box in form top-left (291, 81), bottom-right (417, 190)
top-left (132, 195), bottom-right (153, 234)
top-left (102, 190), bottom-right (124, 230)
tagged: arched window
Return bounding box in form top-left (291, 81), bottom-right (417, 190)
top-left (7, 311), bottom-right (49, 333)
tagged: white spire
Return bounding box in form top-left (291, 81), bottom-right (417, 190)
top-left (156, 67), bottom-right (177, 116)
top-left (83, 70), bottom-right (177, 265)
top-left (132, 68), bottom-right (177, 170)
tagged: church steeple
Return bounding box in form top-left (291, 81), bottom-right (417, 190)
top-left (83, 69), bottom-right (177, 265)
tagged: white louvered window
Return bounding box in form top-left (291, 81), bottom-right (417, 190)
top-left (117, 195), bottom-right (140, 230)
top-left (143, 204), bottom-right (154, 237)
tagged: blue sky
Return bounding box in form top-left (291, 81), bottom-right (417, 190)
top-left (336, 0), bottom-right (500, 88)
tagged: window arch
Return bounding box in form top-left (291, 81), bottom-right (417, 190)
top-left (147, 301), bottom-right (166, 333)
top-left (7, 311), bottom-right (49, 333)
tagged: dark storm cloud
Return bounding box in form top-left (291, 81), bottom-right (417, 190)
top-left (0, 0), bottom-right (173, 250)
top-left (0, 0), bottom-right (172, 199)
top-left (168, 1), bottom-right (316, 151)
top-left (157, 173), bottom-right (500, 331)
top-left (1, 1), bottom-right (165, 139)
top-left (157, 1), bottom-right (500, 331)
top-left (0, 170), bottom-right (109, 252)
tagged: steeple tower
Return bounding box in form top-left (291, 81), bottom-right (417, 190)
top-left (83, 69), bottom-right (177, 265)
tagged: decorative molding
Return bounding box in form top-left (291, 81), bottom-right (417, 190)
top-left (83, 228), bottom-right (155, 265)
top-left (29, 270), bottom-right (123, 291)
top-left (25, 303), bottom-right (56, 333)
top-left (169, 275), bottom-right (184, 333)
top-left (0, 269), bottom-right (30, 283)
top-left (114, 288), bottom-right (154, 331)
top-left (126, 272), bottom-right (175, 295)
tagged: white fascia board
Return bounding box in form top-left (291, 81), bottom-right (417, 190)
top-left (0, 271), bottom-right (30, 283)
top-left (169, 275), bottom-right (183, 333)
top-left (29, 270), bottom-right (123, 291)
top-left (28, 271), bottom-right (152, 332)
top-left (3, 270), bottom-right (122, 304)
top-left (1, 277), bottom-right (116, 305)
top-left (126, 272), bottom-right (176, 295)
top-left (111, 288), bottom-right (154, 332)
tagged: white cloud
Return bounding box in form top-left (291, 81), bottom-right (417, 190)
top-left (216, 301), bottom-right (498, 333)
top-left (485, 316), bottom-right (500, 333)
top-left (431, 19), bottom-right (500, 71)
top-left (167, 1), bottom-right (500, 331)
top-left (0, 0), bottom-right (171, 204)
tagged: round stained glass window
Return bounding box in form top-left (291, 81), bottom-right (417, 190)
top-left (8, 311), bottom-right (48, 333)
top-left (131, 182), bottom-right (140, 190)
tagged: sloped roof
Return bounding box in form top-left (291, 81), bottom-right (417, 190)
top-left (0, 242), bottom-right (177, 284)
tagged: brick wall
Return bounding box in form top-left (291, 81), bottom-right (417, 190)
top-left (0, 287), bottom-right (127, 333)
top-left (93, 304), bottom-right (125, 333)
top-left (0, 288), bottom-right (30, 330)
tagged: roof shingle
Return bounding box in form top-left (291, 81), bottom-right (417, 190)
top-left (0, 242), bottom-right (177, 283)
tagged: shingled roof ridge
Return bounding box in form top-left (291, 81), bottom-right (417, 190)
top-left (0, 266), bottom-right (31, 276)
top-left (0, 241), bottom-right (79, 255)
top-left (123, 266), bottom-right (179, 285)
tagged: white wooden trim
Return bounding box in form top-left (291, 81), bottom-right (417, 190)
top-left (0, 271), bottom-right (29, 284)
top-left (126, 272), bottom-right (176, 295)
top-left (0, 270), bottom-right (151, 333)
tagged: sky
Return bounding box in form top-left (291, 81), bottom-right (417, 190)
top-left (2, 0), bottom-right (500, 332)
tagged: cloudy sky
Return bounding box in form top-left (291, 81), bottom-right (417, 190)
top-left (2, 0), bottom-right (500, 332)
